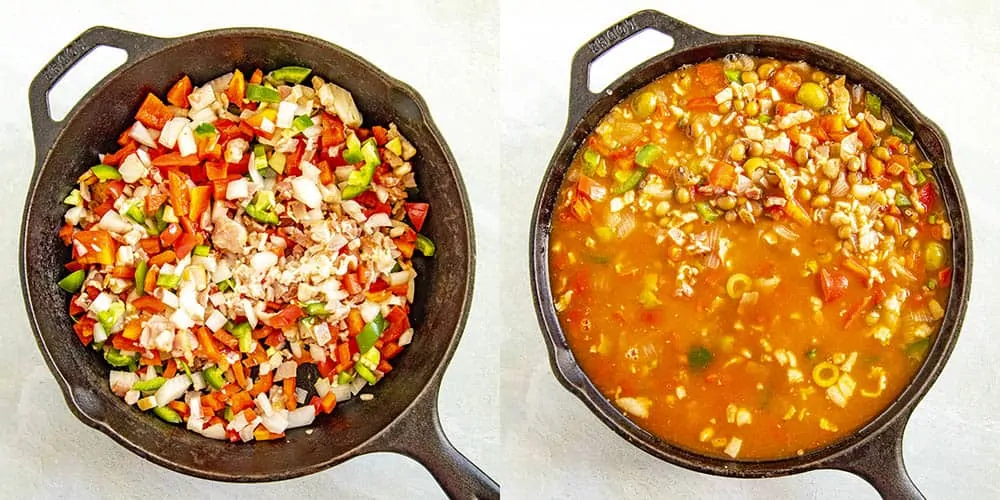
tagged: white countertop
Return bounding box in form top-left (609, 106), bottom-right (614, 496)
top-left (1, 0), bottom-right (998, 498)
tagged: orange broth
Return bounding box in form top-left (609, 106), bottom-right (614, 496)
top-left (549, 56), bottom-right (952, 459)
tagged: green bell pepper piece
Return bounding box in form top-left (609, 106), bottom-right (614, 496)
top-left (253, 143), bottom-right (269, 171)
top-left (634, 144), bottom-right (662, 167)
top-left (91, 164), bottom-right (122, 181)
top-left (695, 201), bottom-right (720, 222)
top-left (156, 273), bottom-right (180, 290)
top-left (104, 348), bottom-right (137, 368)
top-left (356, 313), bottom-right (385, 354)
top-left (891, 123), bottom-right (914, 143)
top-left (217, 278), bottom-right (235, 293)
top-left (354, 348), bottom-right (381, 384)
top-left (230, 322), bottom-right (254, 353)
top-left (611, 167), bottom-right (648, 195)
top-left (134, 260), bottom-right (147, 296)
top-left (336, 371), bottom-right (354, 385)
top-left (132, 376), bottom-right (166, 392)
top-left (63, 189), bottom-right (82, 206)
top-left (415, 234), bottom-right (436, 257)
top-left (343, 133), bottom-right (363, 164)
top-left (124, 201), bottom-right (145, 224)
top-left (724, 69), bottom-right (741, 82)
top-left (58, 270), bottom-right (86, 293)
top-left (895, 193), bottom-right (912, 208)
top-left (97, 302), bottom-right (125, 333)
top-left (304, 302), bottom-right (328, 317)
top-left (268, 66), bottom-right (312, 84)
top-left (292, 115), bottom-right (314, 132)
top-left (245, 190), bottom-right (279, 225)
top-left (153, 405), bottom-right (182, 424)
top-left (193, 245), bottom-right (211, 257)
top-left (204, 366), bottom-right (225, 390)
top-left (865, 92), bottom-right (882, 116)
top-left (688, 345), bottom-right (714, 370)
top-left (246, 84), bottom-right (281, 103)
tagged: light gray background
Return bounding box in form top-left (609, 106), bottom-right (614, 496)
top-left (1, 0), bottom-right (998, 498)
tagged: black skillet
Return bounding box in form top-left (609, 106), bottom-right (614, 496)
top-left (21, 26), bottom-right (498, 499)
top-left (530, 10), bottom-right (972, 499)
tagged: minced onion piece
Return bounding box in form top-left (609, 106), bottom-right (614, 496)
top-left (109, 371), bottom-right (139, 396)
top-left (205, 309), bottom-right (227, 332)
top-left (276, 101), bottom-right (297, 128)
top-left (153, 375), bottom-right (191, 407)
top-left (239, 418), bottom-right (261, 442)
top-left (314, 377), bottom-right (331, 398)
top-left (287, 406), bottom-right (316, 429)
top-left (97, 210), bottom-right (133, 233)
top-left (255, 392), bottom-right (274, 416)
top-left (332, 382), bottom-right (352, 402)
top-left (129, 121), bottom-right (158, 148)
top-left (291, 177), bottom-right (322, 209)
top-left (226, 178), bottom-right (249, 200)
top-left (261, 410), bottom-right (288, 434)
top-left (398, 328), bottom-right (414, 347)
top-left (274, 361), bottom-right (298, 382)
top-left (159, 117), bottom-right (189, 149)
top-left (350, 375), bottom-right (368, 395)
top-left (201, 423), bottom-right (227, 440)
top-left (119, 153), bottom-right (148, 183)
top-left (177, 124), bottom-right (197, 157)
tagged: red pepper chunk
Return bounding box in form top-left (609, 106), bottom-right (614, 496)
top-left (72, 230), bottom-right (116, 265)
top-left (264, 305), bottom-right (304, 329)
top-left (135, 93), bottom-right (173, 129)
top-left (166, 75), bottom-right (193, 108)
top-left (818, 267), bottom-right (848, 303)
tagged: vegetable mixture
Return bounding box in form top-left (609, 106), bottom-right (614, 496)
top-left (549, 55), bottom-right (952, 459)
top-left (58, 66), bottom-right (435, 442)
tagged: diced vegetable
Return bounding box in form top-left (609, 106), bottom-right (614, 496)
top-left (865, 92), bottom-right (882, 116)
top-left (415, 234), bottom-right (435, 257)
top-left (91, 164), bottom-right (122, 181)
top-left (612, 168), bottom-right (648, 195)
top-left (58, 270), bottom-right (86, 293)
top-left (694, 201), bottom-right (719, 222)
top-left (688, 346), bottom-right (713, 370)
top-left (634, 145), bottom-right (662, 167)
top-left (246, 84), bottom-right (281, 103)
top-left (268, 66), bottom-right (312, 84)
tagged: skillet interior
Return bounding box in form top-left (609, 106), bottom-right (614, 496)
top-left (22, 29), bottom-right (474, 481)
top-left (531, 27), bottom-right (972, 479)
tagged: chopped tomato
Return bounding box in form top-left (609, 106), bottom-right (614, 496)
top-left (918, 183), bottom-right (937, 208)
top-left (371, 125), bottom-right (389, 145)
top-left (686, 96), bottom-right (719, 112)
top-left (818, 268), bottom-right (849, 303)
top-left (320, 113), bottom-right (345, 150)
top-left (695, 62), bottom-right (725, 88)
top-left (403, 202), bottom-right (430, 231)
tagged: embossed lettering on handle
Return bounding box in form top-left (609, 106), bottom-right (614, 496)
top-left (586, 18), bottom-right (639, 56)
top-left (41, 39), bottom-right (90, 84)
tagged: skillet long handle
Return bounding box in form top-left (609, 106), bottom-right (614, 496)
top-left (567, 9), bottom-right (717, 125)
top-left (28, 26), bottom-right (166, 164)
top-left (827, 413), bottom-right (924, 499)
top-left (371, 387), bottom-right (499, 500)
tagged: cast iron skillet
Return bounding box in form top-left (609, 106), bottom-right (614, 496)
top-left (530, 10), bottom-right (971, 500)
top-left (21, 26), bottom-right (498, 499)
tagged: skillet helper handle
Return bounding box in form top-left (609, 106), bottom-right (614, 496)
top-left (28, 26), bottom-right (166, 163)
top-left (830, 413), bottom-right (924, 499)
top-left (567, 9), bottom-right (716, 124)
top-left (377, 390), bottom-right (499, 500)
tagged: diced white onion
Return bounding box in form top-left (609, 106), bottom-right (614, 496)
top-left (188, 394), bottom-right (202, 420)
top-left (97, 210), bottom-right (133, 234)
top-left (364, 213), bottom-right (393, 231)
top-left (109, 371), bottom-right (139, 396)
top-left (240, 418), bottom-right (261, 442)
top-left (177, 125), bottom-right (197, 157)
top-left (251, 251), bottom-right (278, 273)
top-left (349, 375), bottom-right (368, 395)
top-left (160, 289), bottom-right (179, 309)
top-left (187, 84), bottom-right (216, 111)
top-left (201, 423), bottom-right (226, 440)
top-left (287, 406), bottom-right (316, 429)
top-left (129, 121), bottom-right (158, 148)
top-left (226, 178), bottom-right (249, 200)
top-left (90, 293), bottom-right (113, 313)
top-left (159, 117), bottom-right (190, 149)
top-left (191, 372), bottom-right (206, 392)
top-left (170, 308), bottom-right (195, 330)
top-left (314, 377), bottom-right (331, 398)
top-left (360, 302), bottom-right (380, 323)
top-left (276, 101), bottom-right (297, 128)
top-left (274, 361), bottom-right (298, 382)
top-left (205, 309), bottom-right (228, 332)
top-left (119, 153), bottom-right (148, 183)
top-left (255, 392), bottom-right (274, 416)
top-left (261, 410), bottom-right (288, 434)
top-left (398, 328), bottom-right (414, 346)
top-left (226, 411), bottom-right (249, 432)
top-left (332, 383), bottom-right (353, 402)
top-left (295, 388), bottom-right (308, 404)
top-left (92, 322), bottom-right (109, 343)
top-left (300, 161), bottom-right (320, 182)
top-left (291, 177), bottom-right (323, 209)
top-left (154, 375), bottom-right (191, 407)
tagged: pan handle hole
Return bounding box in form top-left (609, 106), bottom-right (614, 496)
top-left (588, 29), bottom-right (675, 94)
top-left (47, 46), bottom-right (127, 122)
